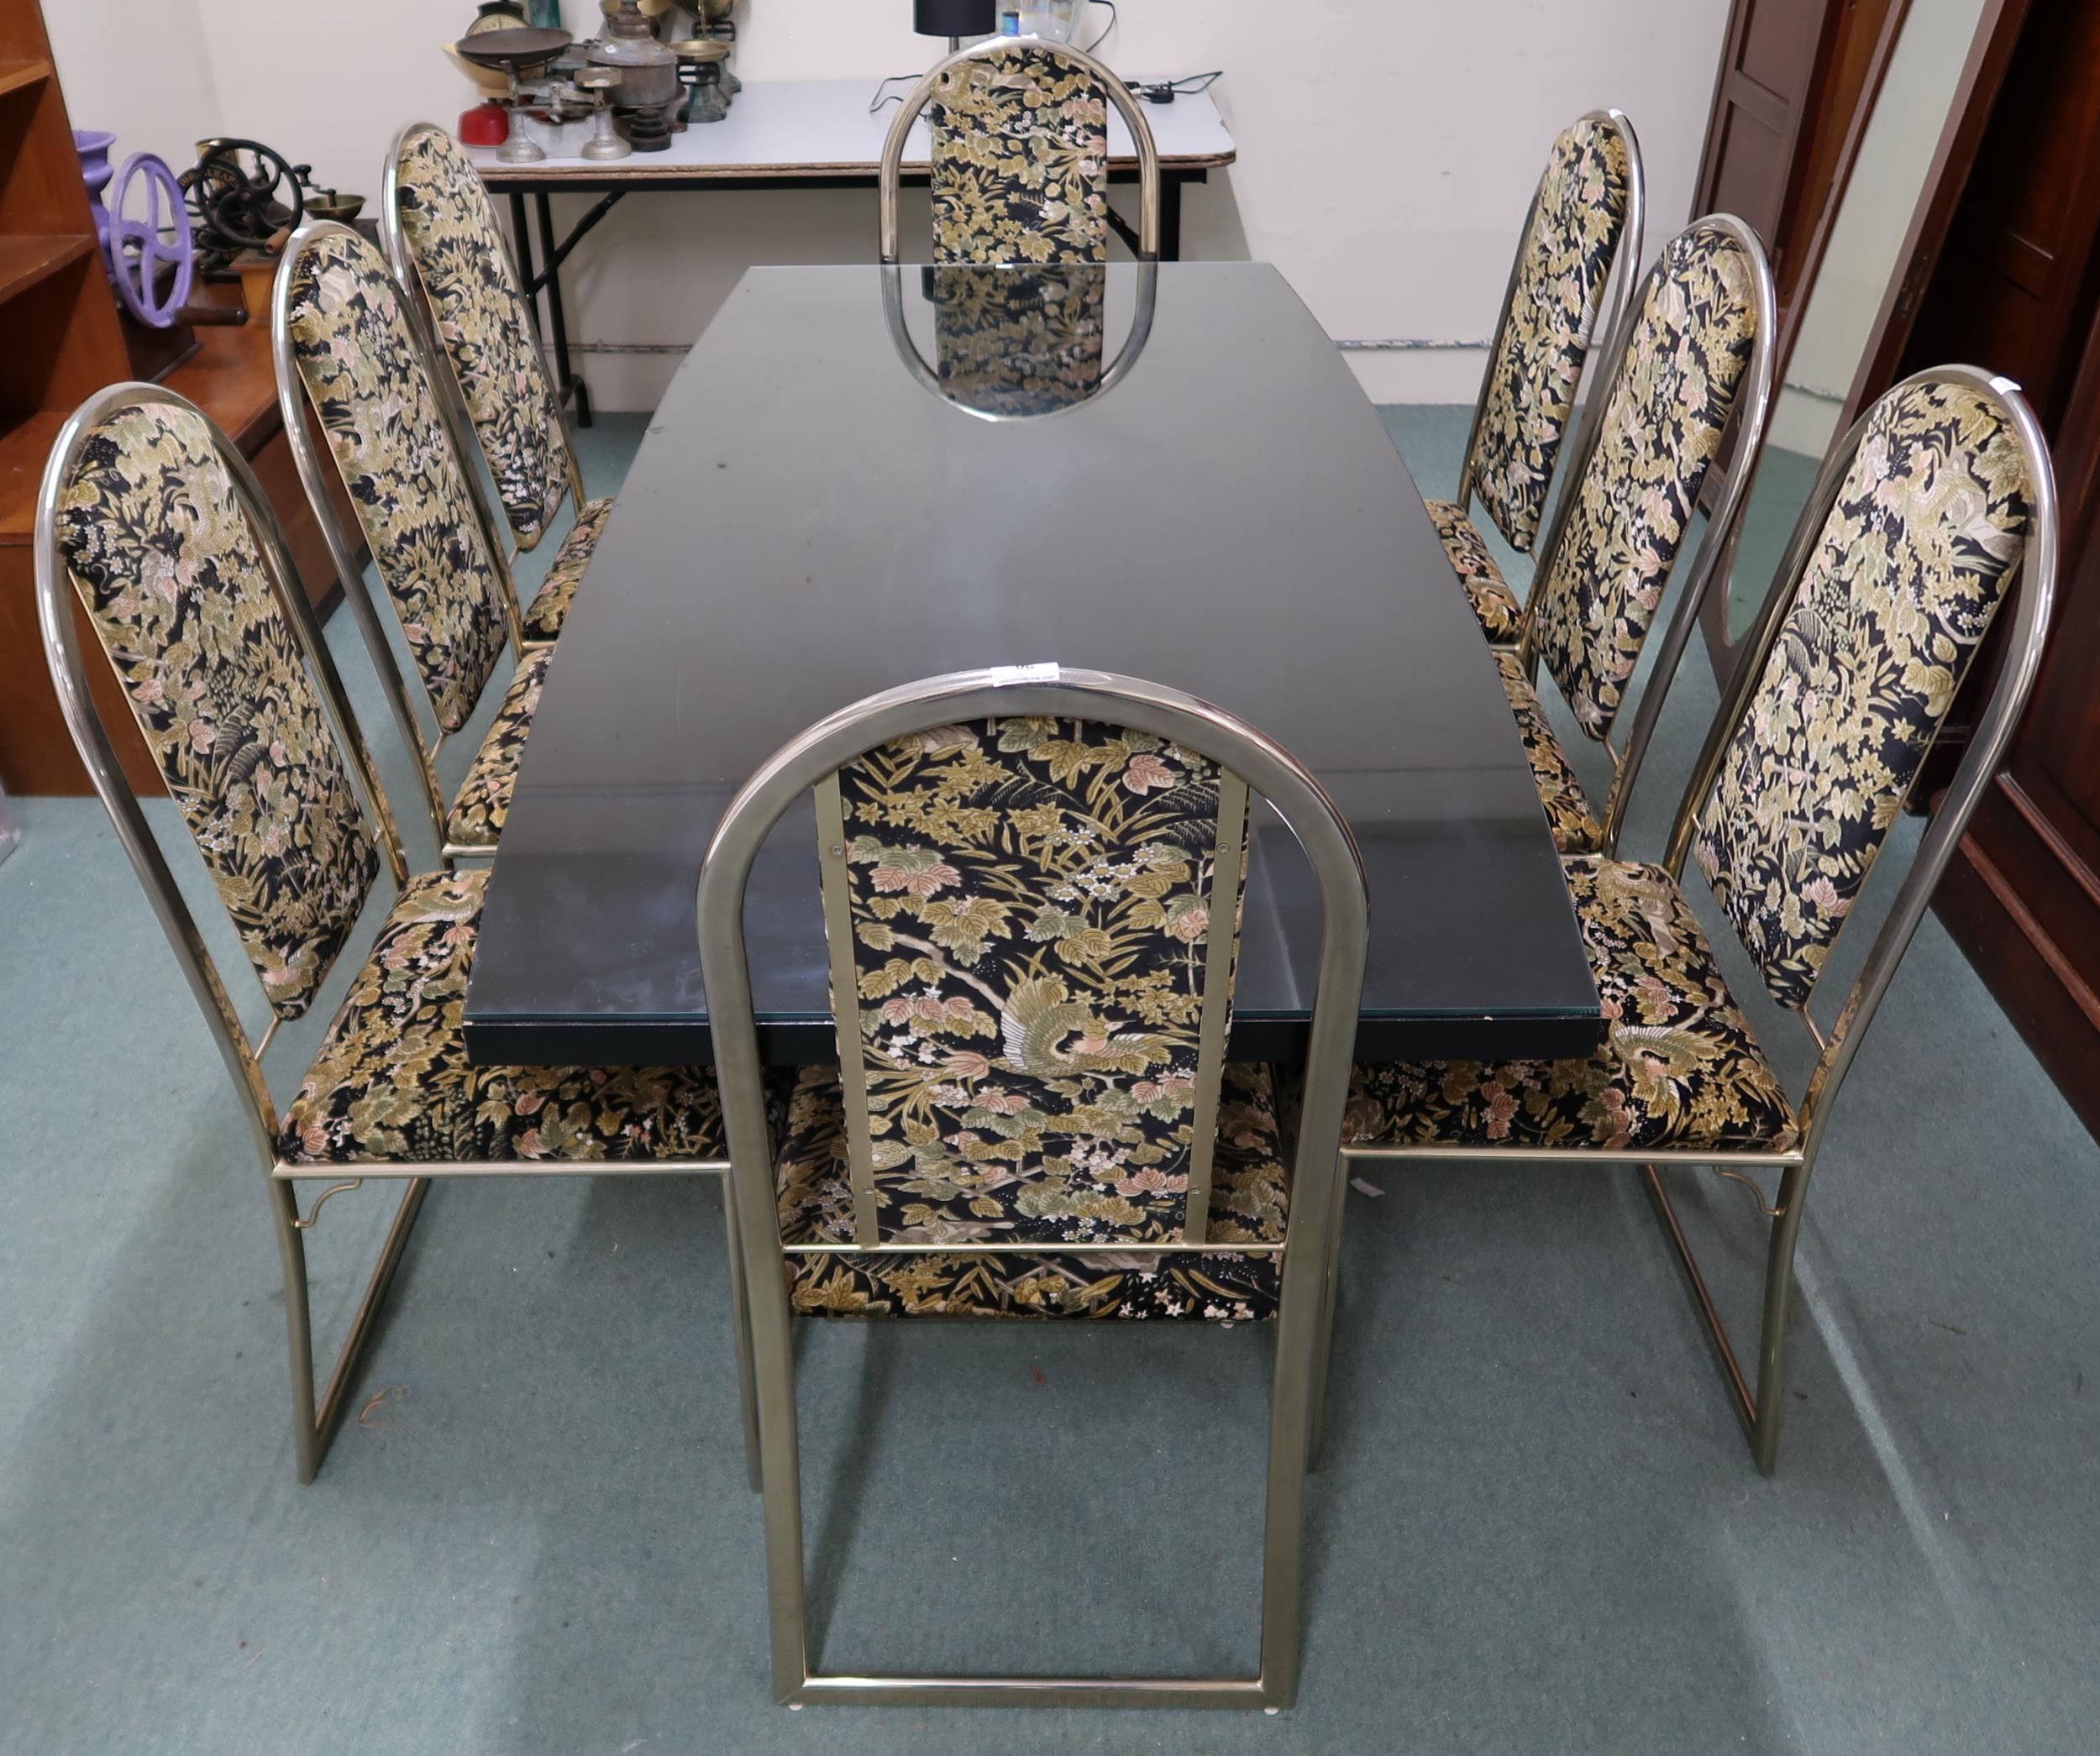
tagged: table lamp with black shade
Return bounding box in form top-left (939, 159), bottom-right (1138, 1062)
top-left (916, 0), bottom-right (997, 51)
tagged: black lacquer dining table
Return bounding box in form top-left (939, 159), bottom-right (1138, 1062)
top-left (461, 261), bottom-right (1602, 1067)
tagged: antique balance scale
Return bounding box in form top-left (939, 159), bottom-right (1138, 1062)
top-left (453, 2), bottom-right (738, 160)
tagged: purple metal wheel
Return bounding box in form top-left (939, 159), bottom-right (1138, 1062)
top-left (108, 153), bottom-right (194, 329)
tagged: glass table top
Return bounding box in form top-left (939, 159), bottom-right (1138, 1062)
top-left (463, 261), bottom-right (1601, 1066)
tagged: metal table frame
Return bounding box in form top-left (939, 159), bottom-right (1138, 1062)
top-left (496, 165), bottom-right (1214, 426)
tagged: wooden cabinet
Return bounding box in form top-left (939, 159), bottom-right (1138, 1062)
top-left (1892, 1), bottom-right (2100, 1142)
top-left (0, 0), bottom-right (365, 796)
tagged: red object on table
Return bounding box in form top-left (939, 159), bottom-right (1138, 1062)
top-left (458, 102), bottom-right (509, 146)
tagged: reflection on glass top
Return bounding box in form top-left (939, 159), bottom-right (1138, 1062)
top-left (886, 261), bottom-right (1156, 420)
top-left (465, 262), bottom-right (1599, 1061)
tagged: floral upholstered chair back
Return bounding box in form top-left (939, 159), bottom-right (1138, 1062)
top-left (50, 399), bottom-right (380, 1020)
top-left (1467, 114), bottom-right (1637, 553)
top-left (391, 125), bottom-right (573, 551)
top-left (928, 264), bottom-right (1107, 415)
top-left (815, 717), bottom-right (1253, 1249)
top-left (281, 224), bottom-right (511, 738)
top-left (1531, 221), bottom-right (1763, 740)
top-left (930, 44), bottom-right (1111, 265)
top-left (1693, 378), bottom-right (2034, 1010)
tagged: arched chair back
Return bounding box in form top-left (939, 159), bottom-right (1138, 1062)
top-left (1456, 110), bottom-right (1645, 557)
top-left (697, 665), bottom-right (1368, 1707)
top-left (1673, 369), bottom-right (2055, 1046)
top-left (271, 219), bottom-right (523, 851)
top-left (879, 35), bottom-right (1162, 265)
top-left (1511, 212), bottom-right (1777, 852)
top-left (381, 121), bottom-right (587, 553)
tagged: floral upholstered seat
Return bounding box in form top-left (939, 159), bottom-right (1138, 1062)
top-left (1425, 499), bottom-right (1526, 642)
top-left (519, 496), bottom-right (614, 644)
top-left (281, 224), bottom-right (554, 853)
top-left (1432, 115), bottom-right (1635, 642)
top-left (1343, 858), bottom-right (1796, 1155)
top-left (391, 125), bottom-right (606, 629)
top-left (279, 869), bottom-right (730, 1165)
top-left (1491, 649), bottom-right (1604, 855)
top-left (774, 1062), bottom-right (1291, 1319)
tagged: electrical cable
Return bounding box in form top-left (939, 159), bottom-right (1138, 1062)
top-left (1082, 0), bottom-right (1117, 54)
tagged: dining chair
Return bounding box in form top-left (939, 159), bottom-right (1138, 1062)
top-left (698, 666), bottom-right (1368, 1707)
top-left (272, 220), bottom-right (549, 862)
top-left (1428, 110), bottom-right (1645, 644)
top-left (34, 384), bottom-right (754, 1487)
top-left (1495, 213), bottom-right (1777, 853)
top-left (382, 121), bottom-right (611, 645)
top-left (878, 35), bottom-right (1163, 265)
top-left (1343, 368), bottom-right (2058, 1474)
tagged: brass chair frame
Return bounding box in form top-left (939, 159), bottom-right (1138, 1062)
top-left (1347, 367), bottom-right (2059, 1475)
top-left (697, 665), bottom-right (1369, 1708)
top-left (380, 120), bottom-right (592, 564)
top-left (35, 382), bottom-right (748, 1487)
top-left (879, 259), bottom-right (1159, 422)
top-left (1452, 109), bottom-right (1646, 562)
top-left (1512, 212), bottom-right (1780, 848)
top-left (877, 35), bottom-right (1163, 265)
top-left (270, 219), bottom-right (539, 865)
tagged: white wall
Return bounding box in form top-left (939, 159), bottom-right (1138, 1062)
top-left (50, 0), bottom-right (1731, 409)
top-left (44, 0), bottom-right (223, 181)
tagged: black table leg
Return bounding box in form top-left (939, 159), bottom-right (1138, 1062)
top-left (1160, 173), bottom-right (1185, 263)
top-left (508, 191), bottom-right (540, 340)
top-left (534, 191), bottom-right (592, 427)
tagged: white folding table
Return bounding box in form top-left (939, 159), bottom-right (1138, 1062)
top-left (468, 76), bottom-right (1235, 422)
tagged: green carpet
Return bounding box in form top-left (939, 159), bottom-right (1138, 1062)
top-left (1, 407), bottom-right (2093, 1753)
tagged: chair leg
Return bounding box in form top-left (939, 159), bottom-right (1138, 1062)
top-left (1305, 1151), bottom-right (1350, 1474)
top-left (1749, 1162), bottom-right (1810, 1476)
top-left (1642, 1161), bottom-right (1810, 1477)
top-left (269, 1176), bottom-right (430, 1486)
top-left (721, 1175), bottom-right (764, 1492)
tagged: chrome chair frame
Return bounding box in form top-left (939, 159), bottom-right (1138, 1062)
top-left (270, 219), bottom-right (537, 865)
top-left (698, 665), bottom-right (1368, 1708)
top-left (1452, 108), bottom-right (1646, 558)
top-left (878, 35), bottom-right (1163, 265)
top-left (35, 382), bottom-right (747, 1487)
top-left (1347, 367), bottom-right (2058, 1475)
top-left (880, 259), bottom-right (1158, 422)
top-left (381, 120), bottom-right (591, 563)
top-left (1513, 212), bottom-right (1779, 849)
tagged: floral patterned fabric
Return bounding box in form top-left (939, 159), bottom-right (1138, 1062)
top-left (828, 717), bottom-right (1247, 1248)
top-left (393, 126), bottom-right (571, 548)
top-left (1343, 858), bottom-right (1797, 1154)
top-left (1693, 380), bottom-right (2031, 1010)
top-left (56, 402), bottom-right (379, 1020)
top-left (444, 647), bottom-right (551, 848)
top-left (279, 868), bottom-right (732, 1164)
top-left (928, 265), bottom-right (1107, 417)
top-left (1493, 649), bottom-right (1603, 855)
top-left (1467, 118), bottom-right (1633, 553)
top-left (283, 227), bottom-right (507, 736)
top-left (929, 45), bottom-right (1110, 265)
top-left (1425, 498), bottom-right (1526, 642)
top-left (1534, 226), bottom-right (1759, 741)
top-left (519, 495), bottom-right (612, 644)
top-left (775, 1062), bottom-right (1288, 1319)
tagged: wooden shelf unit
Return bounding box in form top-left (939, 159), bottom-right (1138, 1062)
top-left (0, 0), bottom-right (366, 795)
